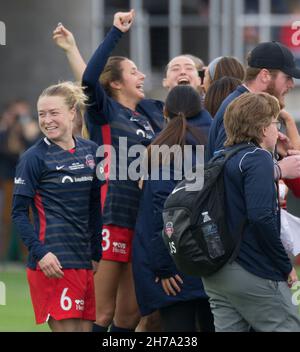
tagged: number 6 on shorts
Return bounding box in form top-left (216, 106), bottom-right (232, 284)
top-left (60, 288), bottom-right (72, 311)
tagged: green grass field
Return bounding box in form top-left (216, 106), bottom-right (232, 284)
top-left (1, 265), bottom-right (300, 332)
top-left (0, 267), bottom-right (50, 332)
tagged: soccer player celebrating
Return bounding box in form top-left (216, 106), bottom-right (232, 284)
top-left (12, 82), bottom-right (102, 332)
top-left (52, 11), bottom-right (212, 332)
top-left (80, 10), bottom-right (165, 332)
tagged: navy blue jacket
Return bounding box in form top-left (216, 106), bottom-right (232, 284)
top-left (206, 85), bottom-right (249, 161)
top-left (133, 114), bottom-right (209, 316)
top-left (224, 144), bottom-right (292, 281)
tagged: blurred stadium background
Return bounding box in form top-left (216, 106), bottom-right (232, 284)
top-left (1, 0), bottom-right (300, 331)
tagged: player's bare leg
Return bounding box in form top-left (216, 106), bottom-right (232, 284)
top-left (93, 260), bottom-right (122, 327)
top-left (113, 263), bottom-right (140, 330)
top-left (81, 320), bottom-right (93, 332)
top-left (48, 317), bottom-right (82, 332)
top-left (135, 311), bottom-right (162, 332)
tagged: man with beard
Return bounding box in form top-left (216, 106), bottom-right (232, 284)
top-left (207, 41), bottom-right (300, 163)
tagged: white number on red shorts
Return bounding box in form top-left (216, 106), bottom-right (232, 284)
top-left (60, 288), bottom-right (72, 311)
top-left (102, 228), bottom-right (110, 251)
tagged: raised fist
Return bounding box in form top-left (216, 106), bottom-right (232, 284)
top-left (113, 9), bottom-right (135, 33)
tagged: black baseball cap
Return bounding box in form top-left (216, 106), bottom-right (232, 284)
top-left (248, 41), bottom-right (300, 79)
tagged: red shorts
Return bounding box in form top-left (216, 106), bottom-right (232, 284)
top-left (26, 268), bottom-right (95, 324)
top-left (101, 225), bottom-right (134, 263)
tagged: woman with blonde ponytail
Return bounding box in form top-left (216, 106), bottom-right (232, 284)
top-left (133, 85), bottom-right (215, 332)
top-left (12, 82), bottom-right (102, 332)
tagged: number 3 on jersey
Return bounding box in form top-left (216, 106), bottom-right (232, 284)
top-left (102, 228), bottom-right (110, 251)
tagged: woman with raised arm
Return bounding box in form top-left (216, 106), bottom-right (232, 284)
top-left (53, 12), bottom-right (214, 331)
top-left (80, 10), bottom-right (166, 332)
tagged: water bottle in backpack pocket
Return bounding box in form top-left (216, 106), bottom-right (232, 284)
top-left (201, 211), bottom-right (225, 259)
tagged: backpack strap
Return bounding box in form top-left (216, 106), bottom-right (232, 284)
top-left (224, 143), bottom-right (253, 161)
top-left (210, 143), bottom-right (252, 164)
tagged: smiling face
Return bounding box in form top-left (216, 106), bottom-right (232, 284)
top-left (114, 59), bottom-right (146, 103)
top-left (37, 95), bottom-right (75, 145)
top-left (163, 56), bottom-right (201, 90)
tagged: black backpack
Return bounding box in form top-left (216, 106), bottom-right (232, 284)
top-left (162, 144), bottom-right (249, 277)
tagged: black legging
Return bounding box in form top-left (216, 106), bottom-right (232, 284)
top-left (159, 298), bottom-right (215, 332)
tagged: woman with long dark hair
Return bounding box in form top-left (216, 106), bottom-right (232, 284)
top-left (133, 85), bottom-right (215, 332)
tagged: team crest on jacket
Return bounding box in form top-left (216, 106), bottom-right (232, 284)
top-left (85, 154), bottom-right (95, 169)
top-left (165, 222), bottom-right (174, 238)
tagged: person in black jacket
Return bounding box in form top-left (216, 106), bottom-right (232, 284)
top-left (203, 92), bottom-right (300, 332)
